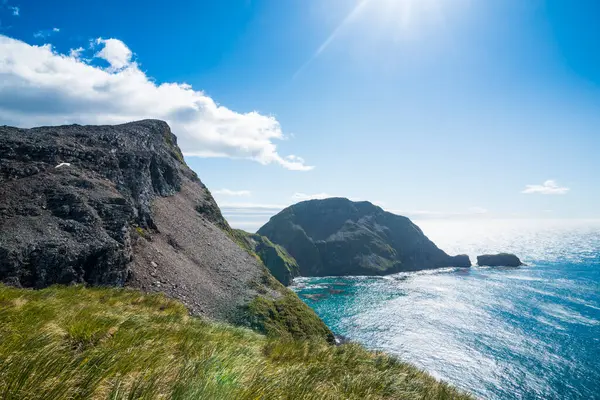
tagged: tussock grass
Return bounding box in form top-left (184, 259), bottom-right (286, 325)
top-left (0, 284), bottom-right (472, 399)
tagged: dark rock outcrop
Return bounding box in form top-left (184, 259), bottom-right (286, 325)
top-left (0, 120), bottom-right (332, 340)
top-left (234, 230), bottom-right (300, 286)
top-left (450, 254), bottom-right (472, 268)
top-left (257, 198), bottom-right (471, 277)
top-left (477, 253), bottom-right (523, 267)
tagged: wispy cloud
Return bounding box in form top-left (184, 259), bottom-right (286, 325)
top-left (0, 35), bottom-right (312, 171)
top-left (291, 192), bottom-right (333, 201)
top-left (219, 203), bottom-right (287, 212)
top-left (219, 202), bottom-right (287, 232)
top-left (33, 28), bottom-right (60, 38)
top-left (213, 189), bottom-right (252, 197)
top-left (10, 6), bottom-right (18, 16)
top-left (69, 46), bottom-right (84, 59)
top-left (522, 180), bottom-right (570, 195)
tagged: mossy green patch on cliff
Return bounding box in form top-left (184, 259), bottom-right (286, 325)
top-left (245, 290), bottom-right (335, 343)
top-left (133, 225), bottom-right (151, 240)
top-left (241, 256), bottom-right (334, 343)
top-left (232, 229), bottom-right (300, 286)
top-left (163, 129), bottom-right (186, 165)
top-left (229, 230), bottom-right (328, 341)
top-left (0, 284), bottom-right (472, 400)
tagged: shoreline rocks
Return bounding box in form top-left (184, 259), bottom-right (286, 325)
top-left (450, 254), bottom-right (472, 268)
top-left (477, 253), bottom-right (524, 267)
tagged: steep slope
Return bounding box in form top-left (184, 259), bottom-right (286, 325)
top-left (258, 198), bottom-right (471, 276)
top-left (233, 230), bottom-right (300, 285)
top-left (0, 120), bottom-right (330, 339)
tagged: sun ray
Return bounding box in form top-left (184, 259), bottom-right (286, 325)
top-left (293, 0), bottom-right (372, 79)
top-left (294, 0), bottom-right (451, 79)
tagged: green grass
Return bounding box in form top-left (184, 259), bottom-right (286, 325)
top-left (0, 284), bottom-right (472, 400)
top-left (246, 290), bottom-right (335, 343)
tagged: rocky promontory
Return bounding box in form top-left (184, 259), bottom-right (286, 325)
top-left (257, 198), bottom-right (472, 277)
top-left (0, 120), bottom-right (331, 341)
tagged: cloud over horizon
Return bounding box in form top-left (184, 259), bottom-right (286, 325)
top-left (522, 180), bottom-right (570, 195)
top-left (291, 192), bottom-right (334, 201)
top-left (0, 35), bottom-right (312, 171)
top-left (213, 189), bottom-right (252, 197)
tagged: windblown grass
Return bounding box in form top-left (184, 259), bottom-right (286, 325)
top-left (0, 284), bottom-right (472, 399)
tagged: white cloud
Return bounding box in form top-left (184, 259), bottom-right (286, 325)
top-left (94, 38), bottom-right (132, 70)
top-left (0, 35), bottom-right (312, 171)
top-left (10, 6), bottom-right (18, 15)
top-left (291, 192), bottom-right (333, 201)
top-left (522, 180), bottom-right (570, 195)
top-left (219, 202), bottom-right (287, 212)
top-left (213, 189), bottom-right (252, 197)
top-left (69, 46), bottom-right (84, 59)
top-left (33, 28), bottom-right (60, 39)
top-left (219, 202), bottom-right (287, 232)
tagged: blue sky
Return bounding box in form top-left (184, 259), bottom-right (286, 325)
top-left (1, 0), bottom-right (599, 231)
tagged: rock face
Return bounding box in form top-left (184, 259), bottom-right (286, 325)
top-left (234, 230), bottom-right (300, 286)
top-left (0, 120), bottom-right (332, 340)
top-left (257, 198), bottom-right (471, 277)
top-left (477, 253), bottom-right (523, 267)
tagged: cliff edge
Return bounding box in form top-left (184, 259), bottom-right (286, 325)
top-left (0, 120), bottom-right (331, 340)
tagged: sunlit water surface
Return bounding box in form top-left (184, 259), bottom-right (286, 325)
top-left (292, 219), bottom-right (600, 400)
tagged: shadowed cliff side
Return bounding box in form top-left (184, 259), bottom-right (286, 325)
top-left (0, 120), bottom-right (331, 340)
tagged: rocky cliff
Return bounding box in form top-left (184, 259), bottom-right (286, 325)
top-left (0, 120), bottom-right (331, 340)
top-left (257, 198), bottom-right (471, 276)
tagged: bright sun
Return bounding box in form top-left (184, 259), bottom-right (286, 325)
top-left (295, 0), bottom-right (458, 78)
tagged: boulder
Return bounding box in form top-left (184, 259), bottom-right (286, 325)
top-left (477, 253), bottom-right (524, 267)
top-left (449, 254), bottom-right (472, 268)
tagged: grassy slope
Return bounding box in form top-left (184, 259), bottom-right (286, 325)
top-left (227, 228), bottom-right (334, 342)
top-left (0, 285), bottom-right (472, 400)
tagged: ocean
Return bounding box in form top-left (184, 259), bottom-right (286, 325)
top-left (292, 219), bottom-right (600, 400)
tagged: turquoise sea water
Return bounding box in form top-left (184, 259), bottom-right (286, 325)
top-left (293, 220), bottom-right (600, 400)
